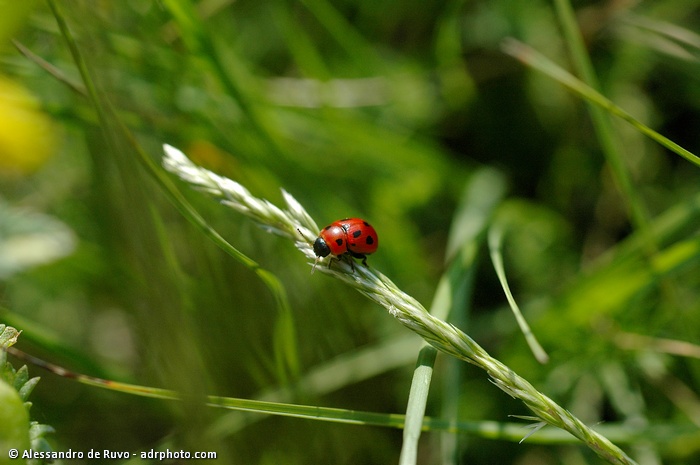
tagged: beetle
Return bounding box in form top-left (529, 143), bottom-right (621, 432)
top-left (311, 218), bottom-right (378, 270)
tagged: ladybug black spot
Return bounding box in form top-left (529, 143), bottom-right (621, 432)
top-left (335, 238), bottom-right (344, 246)
top-left (352, 230), bottom-right (362, 238)
top-left (366, 236), bottom-right (374, 245)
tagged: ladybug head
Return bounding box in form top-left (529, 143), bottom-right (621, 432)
top-left (311, 237), bottom-right (331, 274)
top-left (313, 237), bottom-right (331, 258)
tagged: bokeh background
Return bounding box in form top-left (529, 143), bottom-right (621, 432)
top-left (1, 1), bottom-right (700, 464)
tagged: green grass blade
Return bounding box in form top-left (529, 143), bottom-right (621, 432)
top-left (488, 224), bottom-right (549, 364)
top-left (11, 341), bottom-right (690, 446)
top-left (399, 346), bottom-right (437, 465)
top-left (501, 38), bottom-right (700, 169)
top-left (552, 0), bottom-right (661, 274)
top-left (11, 341), bottom-right (693, 447)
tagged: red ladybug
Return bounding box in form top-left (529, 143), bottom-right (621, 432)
top-left (313, 218), bottom-right (378, 269)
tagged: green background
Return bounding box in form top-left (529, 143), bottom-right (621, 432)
top-left (1, 1), bottom-right (699, 464)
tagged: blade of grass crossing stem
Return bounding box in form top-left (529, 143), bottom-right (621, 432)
top-left (488, 224), bottom-right (549, 364)
top-left (400, 346), bottom-right (437, 465)
top-left (441, 169), bottom-right (507, 465)
top-left (425, 168), bottom-right (507, 463)
top-left (47, 0), bottom-right (300, 381)
top-left (501, 38), bottom-right (700, 170)
top-left (430, 244), bottom-right (480, 465)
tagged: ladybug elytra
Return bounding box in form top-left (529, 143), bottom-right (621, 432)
top-left (312, 218), bottom-right (378, 270)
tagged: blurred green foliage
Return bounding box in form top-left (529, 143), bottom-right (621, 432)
top-left (1, 0), bottom-right (699, 464)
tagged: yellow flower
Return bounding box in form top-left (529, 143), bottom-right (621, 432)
top-left (0, 75), bottom-right (58, 175)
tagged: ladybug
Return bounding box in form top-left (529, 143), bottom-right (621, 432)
top-left (312, 218), bottom-right (378, 270)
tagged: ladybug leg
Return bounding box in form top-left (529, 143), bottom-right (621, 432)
top-left (333, 254), bottom-right (355, 272)
top-left (326, 255), bottom-right (346, 270)
top-left (347, 251), bottom-right (368, 268)
top-left (343, 254), bottom-right (355, 271)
